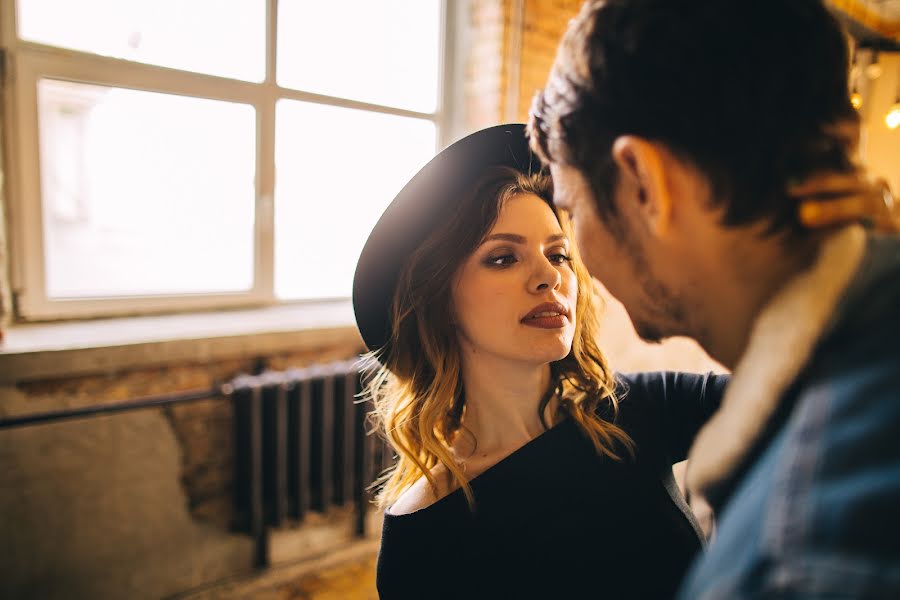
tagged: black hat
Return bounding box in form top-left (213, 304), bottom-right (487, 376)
top-left (352, 123), bottom-right (537, 353)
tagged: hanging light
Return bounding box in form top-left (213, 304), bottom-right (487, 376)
top-left (849, 45), bottom-right (863, 110)
top-left (851, 87), bottom-right (863, 110)
top-left (886, 100), bottom-right (900, 130)
top-left (888, 64), bottom-right (900, 131)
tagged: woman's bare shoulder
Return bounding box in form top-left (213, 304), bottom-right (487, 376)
top-left (387, 463), bottom-right (456, 516)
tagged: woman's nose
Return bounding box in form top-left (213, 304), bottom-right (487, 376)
top-left (530, 257), bottom-right (562, 292)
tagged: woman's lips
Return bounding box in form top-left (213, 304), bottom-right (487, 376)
top-left (522, 314), bottom-right (568, 329)
top-left (521, 302), bottom-right (569, 328)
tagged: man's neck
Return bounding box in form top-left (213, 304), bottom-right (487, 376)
top-left (693, 228), bottom-right (825, 370)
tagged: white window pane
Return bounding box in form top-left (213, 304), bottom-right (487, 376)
top-left (275, 100), bottom-right (436, 300)
top-left (18, 0), bottom-right (265, 81)
top-left (277, 0), bottom-right (441, 113)
top-left (38, 79), bottom-right (257, 298)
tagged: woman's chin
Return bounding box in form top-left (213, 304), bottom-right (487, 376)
top-left (522, 341), bottom-right (573, 365)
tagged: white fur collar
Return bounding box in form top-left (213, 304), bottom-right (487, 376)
top-left (686, 225), bottom-right (867, 502)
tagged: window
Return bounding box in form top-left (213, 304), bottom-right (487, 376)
top-left (1, 0), bottom-right (447, 319)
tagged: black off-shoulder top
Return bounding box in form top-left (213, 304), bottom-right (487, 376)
top-left (376, 371), bottom-right (728, 600)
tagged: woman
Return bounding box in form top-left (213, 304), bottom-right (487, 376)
top-left (353, 124), bottom-right (726, 599)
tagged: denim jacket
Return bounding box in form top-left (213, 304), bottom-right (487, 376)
top-left (679, 228), bottom-right (900, 599)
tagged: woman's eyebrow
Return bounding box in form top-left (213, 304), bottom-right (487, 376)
top-left (545, 233), bottom-right (568, 244)
top-left (483, 233), bottom-right (526, 244)
top-left (482, 233), bottom-right (568, 244)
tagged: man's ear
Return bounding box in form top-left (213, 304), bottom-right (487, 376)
top-left (610, 136), bottom-right (673, 237)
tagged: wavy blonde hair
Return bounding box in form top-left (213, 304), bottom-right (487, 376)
top-left (363, 166), bottom-right (633, 509)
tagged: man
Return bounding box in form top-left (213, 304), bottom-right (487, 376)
top-left (528, 0), bottom-right (900, 597)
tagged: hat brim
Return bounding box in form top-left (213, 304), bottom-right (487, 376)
top-left (352, 123), bottom-right (537, 353)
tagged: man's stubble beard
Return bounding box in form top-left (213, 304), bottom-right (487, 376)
top-left (615, 225), bottom-right (688, 345)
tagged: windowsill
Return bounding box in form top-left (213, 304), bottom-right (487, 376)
top-left (0, 301), bottom-right (363, 383)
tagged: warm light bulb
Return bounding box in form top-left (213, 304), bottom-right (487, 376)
top-left (851, 90), bottom-right (863, 110)
top-left (886, 103), bottom-right (900, 130)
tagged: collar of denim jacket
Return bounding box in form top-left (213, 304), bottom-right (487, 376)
top-left (685, 224), bottom-right (867, 505)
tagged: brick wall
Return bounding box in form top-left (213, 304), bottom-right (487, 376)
top-left (517, 0), bottom-right (584, 121)
top-left (463, 0), bottom-right (583, 128)
top-left (464, 0), bottom-right (513, 131)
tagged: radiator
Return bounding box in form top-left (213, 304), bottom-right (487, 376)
top-left (229, 360), bottom-right (394, 566)
top-left (0, 358), bottom-right (395, 569)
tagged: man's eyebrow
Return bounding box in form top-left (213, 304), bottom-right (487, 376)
top-left (482, 233), bottom-right (568, 244)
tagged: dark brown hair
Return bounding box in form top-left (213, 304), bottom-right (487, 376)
top-left (529, 0), bottom-right (858, 234)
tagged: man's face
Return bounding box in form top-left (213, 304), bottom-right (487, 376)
top-left (549, 162), bottom-right (685, 343)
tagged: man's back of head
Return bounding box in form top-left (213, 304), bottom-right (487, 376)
top-left (529, 0), bottom-right (863, 368)
top-left (530, 0), bottom-right (857, 233)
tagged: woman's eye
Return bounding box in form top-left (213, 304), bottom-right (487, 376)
top-left (485, 254), bottom-right (516, 267)
top-left (549, 253), bottom-right (571, 265)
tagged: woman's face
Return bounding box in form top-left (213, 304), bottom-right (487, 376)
top-left (452, 192), bottom-right (579, 366)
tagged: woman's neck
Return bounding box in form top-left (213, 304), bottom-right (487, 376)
top-left (453, 355), bottom-right (557, 461)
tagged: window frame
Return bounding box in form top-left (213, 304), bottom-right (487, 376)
top-left (0, 0), bottom-right (452, 321)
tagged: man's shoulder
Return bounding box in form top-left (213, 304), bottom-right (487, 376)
top-left (837, 233), bottom-right (900, 322)
top-left (759, 334), bottom-right (900, 569)
top-left (680, 357), bottom-right (900, 599)
top-left (793, 348), bottom-right (900, 457)
top-left (816, 233), bottom-right (900, 368)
